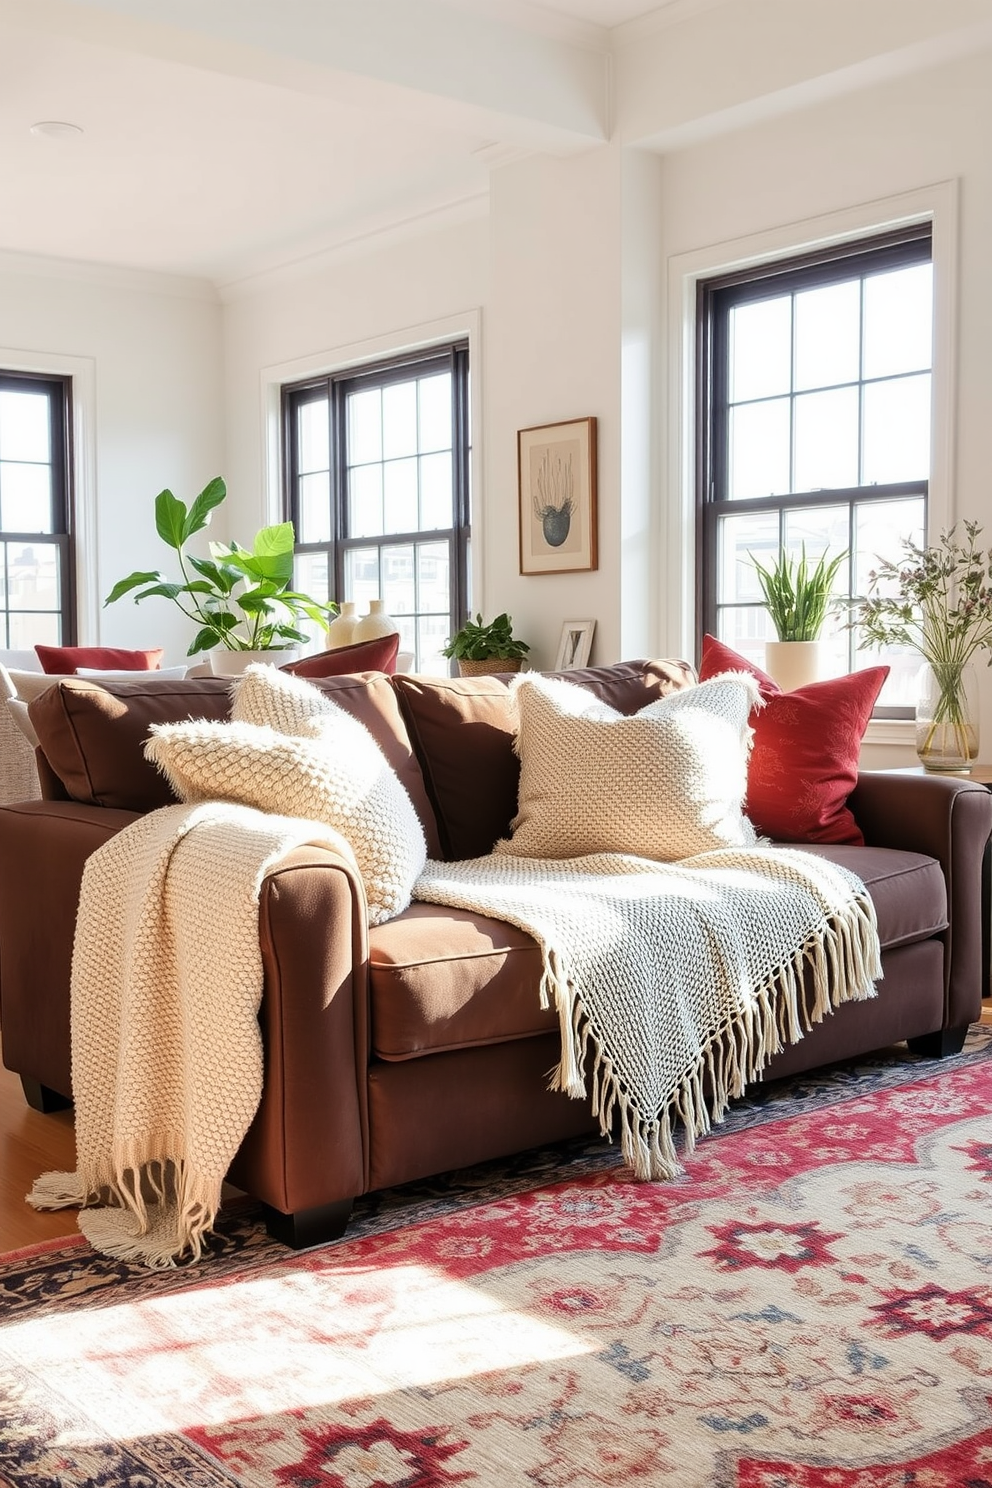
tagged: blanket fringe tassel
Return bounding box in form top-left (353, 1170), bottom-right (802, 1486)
top-left (28, 1149), bottom-right (221, 1269)
top-left (546, 890), bottom-right (881, 1182)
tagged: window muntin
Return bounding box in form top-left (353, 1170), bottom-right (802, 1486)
top-left (0, 373), bottom-right (73, 648)
top-left (284, 344), bottom-right (470, 675)
top-left (699, 228), bottom-right (932, 714)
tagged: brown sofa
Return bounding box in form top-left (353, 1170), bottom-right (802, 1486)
top-left (0, 659), bottom-right (990, 1249)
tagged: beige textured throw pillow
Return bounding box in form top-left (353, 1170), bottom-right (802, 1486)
top-left (496, 671), bottom-right (761, 863)
top-left (145, 712), bottom-right (427, 927)
top-left (231, 662), bottom-right (336, 735)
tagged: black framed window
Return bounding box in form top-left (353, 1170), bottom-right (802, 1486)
top-left (0, 372), bottom-right (74, 649)
top-left (283, 342), bottom-right (470, 674)
top-left (697, 225), bottom-right (932, 714)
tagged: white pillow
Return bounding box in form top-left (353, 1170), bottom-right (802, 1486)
top-left (145, 711), bottom-right (427, 927)
top-left (495, 670), bottom-right (761, 863)
top-left (75, 665), bottom-right (189, 679)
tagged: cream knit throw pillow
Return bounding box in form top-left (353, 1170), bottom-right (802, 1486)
top-left (231, 661), bottom-right (340, 735)
top-left (145, 713), bottom-right (426, 926)
top-left (497, 670), bottom-right (760, 863)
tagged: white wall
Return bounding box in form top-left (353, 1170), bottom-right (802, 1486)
top-left (0, 259), bottom-right (223, 665)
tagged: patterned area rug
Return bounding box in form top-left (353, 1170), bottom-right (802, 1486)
top-left (3, 1028), bottom-right (992, 1487)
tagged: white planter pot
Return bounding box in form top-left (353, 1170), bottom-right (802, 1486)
top-left (764, 640), bottom-right (821, 693)
top-left (208, 648), bottom-right (298, 677)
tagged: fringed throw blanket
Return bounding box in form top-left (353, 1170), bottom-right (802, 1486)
top-left (29, 801), bottom-right (356, 1268)
top-left (414, 847), bottom-right (881, 1180)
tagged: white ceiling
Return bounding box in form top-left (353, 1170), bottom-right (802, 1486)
top-left (0, 0), bottom-right (633, 288)
top-left (0, 0), bottom-right (984, 290)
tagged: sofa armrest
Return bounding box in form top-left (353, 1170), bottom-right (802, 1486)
top-left (0, 800), bottom-right (140, 1094)
top-left (228, 844), bottom-right (371, 1217)
top-left (849, 770), bottom-right (992, 1030)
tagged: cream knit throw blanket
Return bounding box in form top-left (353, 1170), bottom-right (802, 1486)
top-left (29, 800), bottom-right (357, 1268)
top-left (414, 846), bottom-right (881, 1180)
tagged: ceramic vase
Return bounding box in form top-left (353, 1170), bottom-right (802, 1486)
top-left (325, 601), bottom-right (358, 649)
top-left (915, 659), bottom-right (979, 772)
top-left (764, 640), bottom-right (821, 692)
top-left (353, 599), bottom-right (399, 642)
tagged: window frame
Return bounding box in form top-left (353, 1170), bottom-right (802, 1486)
top-left (282, 340), bottom-right (471, 668)
top-left (696, 223), bottom-right (932, 715)
top-left (0, 370), bottom-right (75, 647)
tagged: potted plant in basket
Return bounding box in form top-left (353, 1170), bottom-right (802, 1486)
top-left (750, 543), bottom-right (847, 691)
top-left (441, 613), bottom-right (530, 677)
top-left (105, 477), bottom-right (337, 674)
top-left (854, 521), bottom-right (992, 772)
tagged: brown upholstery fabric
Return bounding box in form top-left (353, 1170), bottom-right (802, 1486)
top-left (0, 801), bottom-right (140, 1095)
top-left (369, 902), bottom-right (553, 1059)
top-left (29, 676), bottom-right (232, 811)
top-left (786, 844), bottom-right (947, 950)
top-left (392, 658), bottom-right (695, 860)
top-left (368, 843), bottom-right (943, 1062)
top-left (27, 669), bottom-right (442, 854)
top-left (367, 1036), bottom-right (596, 1191)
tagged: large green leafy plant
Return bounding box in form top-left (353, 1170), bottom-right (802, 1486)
top-left (106, 477), bottom-right (336, 655)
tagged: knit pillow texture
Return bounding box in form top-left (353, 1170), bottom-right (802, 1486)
top-left (146, 668), bottom-right (426, 926)
top-left (495, 670), bottom-right (760, 863)
top-left (698, 635), bottom-right (889, 846)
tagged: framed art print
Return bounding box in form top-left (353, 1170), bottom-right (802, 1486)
top-left (518, 416), bottom-right (598, 575)
top-left (554, 619), bottom-right (596, 670)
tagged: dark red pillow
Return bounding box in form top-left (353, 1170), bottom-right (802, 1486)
top-left (281, 632), bottom-right (400, 678)
top-left (698, 634), bottom-right (888, 845)
top-left (36, 644), bottom-right (164, 675)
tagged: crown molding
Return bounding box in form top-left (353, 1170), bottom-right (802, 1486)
top-left (612, 0), bottom-right (729, 47)
top-left (217, 188), bottom-right (492, 303)
top-left (440, 0), bottom-right (609, 51)
top-left (0, 246), bottom-right (218, 302)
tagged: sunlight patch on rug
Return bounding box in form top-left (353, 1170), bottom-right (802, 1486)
top-left (1, 1261), bottom-right (592, 1441)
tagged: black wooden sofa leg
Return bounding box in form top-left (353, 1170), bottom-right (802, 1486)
top-left (262, 1198), bottom-right (354, 1249)
top-left (20, 1076), bottom-right (72, 1113)
top-left (906, 1024), bottom-right (969, 1059)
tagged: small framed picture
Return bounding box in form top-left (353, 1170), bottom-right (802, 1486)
top-left (554, 619), bottom-right (596, 670)
top-left (518, 416), bottom-right (598, 575)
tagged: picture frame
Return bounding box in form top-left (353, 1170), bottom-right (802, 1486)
top-left (553, 619), bottom-right (596, 671)
top-left (518, 416), bottom-right (598, 575)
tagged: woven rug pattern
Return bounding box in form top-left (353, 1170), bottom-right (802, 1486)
top-left (2, 1029), bottom-right (992, 1486)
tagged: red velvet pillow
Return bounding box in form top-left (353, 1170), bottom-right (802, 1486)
top-left (698, 635), bottom-right (888, 845)
top-left (281, 632), bottom-right (400, 678)
top-left (36, 645), bottom-right (164, 675)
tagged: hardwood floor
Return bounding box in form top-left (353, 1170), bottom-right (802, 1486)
top-left (0, 1059), bottom-right (77, 1252)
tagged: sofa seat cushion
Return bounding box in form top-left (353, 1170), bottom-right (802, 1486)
top-left (782, 844), bottom-right (947, 951)
top-left (368, 903), bottom-right (553, 1059)
top-left (370, 844), bottom-right (947, 1061)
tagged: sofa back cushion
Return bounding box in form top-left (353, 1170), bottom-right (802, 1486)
top-left (29, 669), bottom-right (442, 853)
top-left (392, 658), bottom-right (695, 860)
top-left (29, 676), bottom-right (233, 811)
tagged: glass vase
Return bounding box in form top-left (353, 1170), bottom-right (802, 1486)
top-left (915, 659), bottom-right (979, 772)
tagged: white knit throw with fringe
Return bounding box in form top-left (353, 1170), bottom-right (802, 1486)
top-left (414, 846), bottom-right (881, 1180)
top-left (29, 800), bottom-right (357, 1268)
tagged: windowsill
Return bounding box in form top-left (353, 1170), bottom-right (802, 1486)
top-left (864, 717), bottom-right (915, 747)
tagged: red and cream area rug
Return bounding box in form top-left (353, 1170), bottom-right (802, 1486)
top-left (4, 1034), bottom-right (992, 1487)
